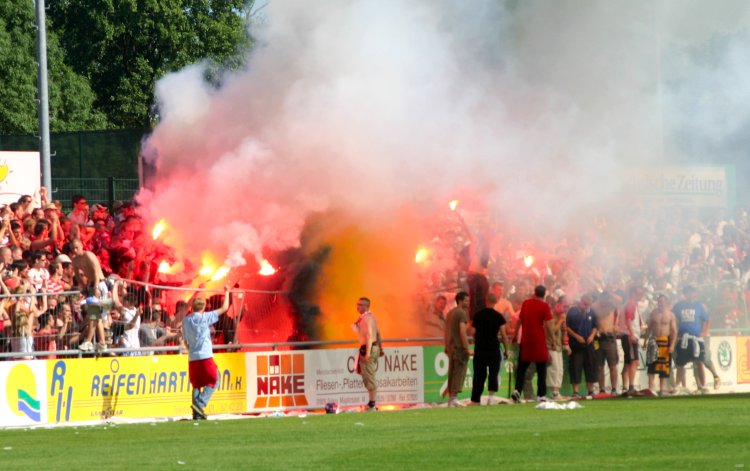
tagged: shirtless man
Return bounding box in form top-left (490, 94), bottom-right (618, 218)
top-left (643, 294), bottom-right (677, 394)
top-left (70, 238), bottom-right (105, 289)
top-left (592, 291), bottom-right (621, 394)
top-left (618, 285), bottom-right (646, 396)
top-left (491, 281), bottom-right (513, 324)
top-left (354, 297), bottom-right (383, 411)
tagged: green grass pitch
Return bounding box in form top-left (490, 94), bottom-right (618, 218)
top-left (2, 394), bottom-right (749, 470)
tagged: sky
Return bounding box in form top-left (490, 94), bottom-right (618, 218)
top-left (139, 0), bottom-right (750, 339)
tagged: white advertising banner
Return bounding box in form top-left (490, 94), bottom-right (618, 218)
top-left (0, 151), bottom-right (41, 206)
top-left (0, 360), bottom-right (47, 427)
top-left (632, 335), bottom-right (744, 393)
top-left (628, 166), bottom-right (730, 208)
top-left (246, 347), bottom-right (424, 412)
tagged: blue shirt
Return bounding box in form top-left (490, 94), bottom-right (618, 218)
top-left (672, 301), bottom-right (708, 336)
top-left (566, 306), bottom-right (598, 348)
top-left (182, 310), bottom-right (219, 361)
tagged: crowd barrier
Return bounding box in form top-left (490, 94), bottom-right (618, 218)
top-left (2, 336), bottom-right (750, 428)
top-left (0, 281), bottom-right (288, 358)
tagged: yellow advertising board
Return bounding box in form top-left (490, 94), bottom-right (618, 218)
top-left (737, 336), bottom-right (750, 384)
top-left (46, 353), bottom-right (246, 423)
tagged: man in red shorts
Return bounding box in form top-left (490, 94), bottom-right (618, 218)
top-left (182, 285), bottom-right (231, 420)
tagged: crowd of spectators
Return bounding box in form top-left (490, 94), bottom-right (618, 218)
top-left (422, 202), bottom-right (750, 336)
top-left (0, 189), bottom-right (215, 358)
top-left (4, 185), bottom-right (750, 360)
top-left (421, 203), bottom-right (750, 398)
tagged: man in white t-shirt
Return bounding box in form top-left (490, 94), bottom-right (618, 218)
top-left (27, 251), bottom-right (50, 292)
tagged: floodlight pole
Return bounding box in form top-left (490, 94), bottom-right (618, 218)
top-left (35, 0), bottom-right (52, 191)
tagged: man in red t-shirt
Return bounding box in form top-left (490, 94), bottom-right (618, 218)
top-left (511, 285), bottom-right (552, 402)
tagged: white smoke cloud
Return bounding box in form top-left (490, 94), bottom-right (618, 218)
top-left (141, 0), bottom-right (750, 270)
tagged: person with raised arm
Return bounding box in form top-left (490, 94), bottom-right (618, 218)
top-left (182, 285), bottom-right (231, 420)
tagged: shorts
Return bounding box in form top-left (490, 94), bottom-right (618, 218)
top-left (597, 335), bottom-right (619, 367)
top-left (569, 344), bottom-right (597, 385)
top-left (621, 335), bottom-right (640, 364)
top-left (358, 344), bottom-right (380, 391)
top-left (675, 336), bottom-right (705, 367)
top-left (188, 357), bottom-right (219, 389)
top-left (646, 336), bottom-right (671, 378)
top-left (86, 305), bottom-right (105, 321)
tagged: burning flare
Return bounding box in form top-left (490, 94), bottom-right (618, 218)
top-left (211, 265), bottom-right (230, 281)
top-left (377, 405), bottom-right (401, 411)
top-left (449, 200), bottom-right (459, 211)
top-left (157, 261), bottom-right (171, 274)
top-left (199, 254), bottom-right (217, 277)
top-left (415, 247), bottom-right (430, 264)
top-left (258, 259), bottom-right (276, 276)
top-left (524, 255), bottom-right (535, 268)
top-left (199, 264), bottom-right (214, 277)
top-left (151, 218), bottom-right (167, 240)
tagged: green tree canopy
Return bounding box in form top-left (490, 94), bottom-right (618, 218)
top-left (50, 0), bottom-right (251, 128)
top-left (0, 0), bottom-right (108, 133)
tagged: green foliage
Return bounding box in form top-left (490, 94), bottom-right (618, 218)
top-left (1, 394), bottom-right (749, 469)
top-left (50, 0), bottom-right (251, 128)
top-left (0, 0), bottom-right (108, 133)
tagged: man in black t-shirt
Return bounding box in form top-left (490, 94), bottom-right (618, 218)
top-left (470, 293), bottom-right (509, 405)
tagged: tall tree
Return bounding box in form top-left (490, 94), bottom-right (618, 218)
top-left (0, 0), bottom-right (108, 133)
top-left (50, 0), bottom-right (251, 128)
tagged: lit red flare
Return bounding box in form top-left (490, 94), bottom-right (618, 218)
top-left (157, 261), bottom-right (171, 274)
top-left (449, 200), bottom-right (459, 211)
top-left (524, 255), bottom-right (534, 268)
top-left (211, 265), bottom-right (230, 281)
top-left (415, 247), bottom-right (430, 264)
top-left (258, 259), bottom-right (276, 276)
top-left (199, 264), bottom-right (214, 277)
top-left (151, 218), bottom-right (167, 240)
top-left (376, 405), bottom-right (401, 411)
top-left (198, 254), bottom-right (223, 281)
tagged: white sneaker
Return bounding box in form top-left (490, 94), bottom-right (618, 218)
top-left (536, 396), bottom-right (548, 403)
top-left (447, 399), bottom-right (465, 407)
top-left (95, 343), bottom-right (108, 353)
top-left (79, 341), bottom-right (94, 352)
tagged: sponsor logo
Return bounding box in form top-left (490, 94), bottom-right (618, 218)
top-left (5, 363), bottom-right (41, 422)
top-left (255, 353), bottom-right (307, 408)
top-left (717, 340), bottom-right (732, 371)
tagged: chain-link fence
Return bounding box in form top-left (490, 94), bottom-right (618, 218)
top-left (50, 177), bottom-right (140, 212)
top-left (0, 128), bottom-right (147, 179)
top-left (0, 129), bottom-right (147, 210)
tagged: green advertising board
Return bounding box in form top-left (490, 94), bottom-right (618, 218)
top-left (422, 346), bottom-right (519, 403)
top-left (422, 346), bottom-right (471, 403)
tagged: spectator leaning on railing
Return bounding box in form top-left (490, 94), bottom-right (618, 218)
top-left (111, 279), bottom-right (141, 356)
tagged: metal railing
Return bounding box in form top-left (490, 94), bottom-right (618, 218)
top-left (2, 275), bottom-right (748, 361)
top-left (0, 337), bottom-right (445, 360)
